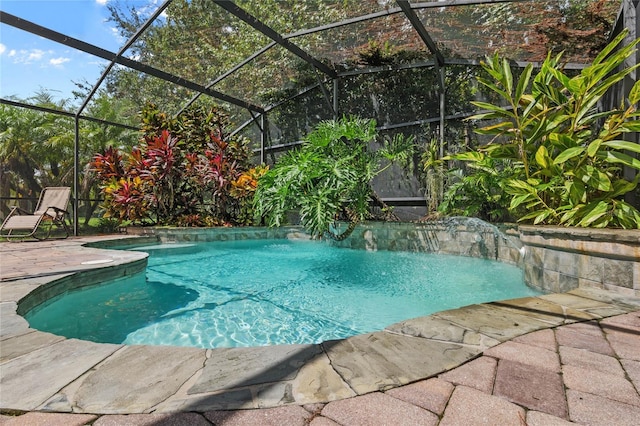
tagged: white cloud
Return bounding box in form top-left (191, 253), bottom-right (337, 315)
top-left (7, 48), bottom-right (73, 69)
top-left (0, 44), bottom-right (5, 55)
top-left (29, 50), bottom-right (45, 60)
top-left (96, 0), bottom-right (109, 5)
top-left (50, 57), bottom-right (71, 67)
top-left (14, 49), bottom-right (46, 64)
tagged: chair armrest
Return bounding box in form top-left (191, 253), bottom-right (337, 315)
top-left (45, 206), bottom-right (70, 220)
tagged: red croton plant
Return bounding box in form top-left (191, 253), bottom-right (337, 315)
top-left (91, 103), bottom-right (266, 226)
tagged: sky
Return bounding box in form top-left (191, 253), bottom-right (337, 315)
top-left (0, 0), bottom-right (151, 103)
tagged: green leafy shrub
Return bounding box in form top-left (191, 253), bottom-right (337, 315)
top-left (439, 155), bottom-right (516, 223)
top-left (448, 30), bottom-right (640, 228)
top-left (95, 217), bottom-right (123, 234)
top-left (254, 116), bottom-right (414, 239)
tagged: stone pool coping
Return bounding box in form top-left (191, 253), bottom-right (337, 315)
top-left (1, 235), bottom-right (640, 415)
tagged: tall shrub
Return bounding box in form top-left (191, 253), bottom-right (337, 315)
top-left (254, 116), bottom-right (413, 239)
top-left (448, 31), bottom-right (640, 228)
top-left (92, 103), bottom-right (260, 226)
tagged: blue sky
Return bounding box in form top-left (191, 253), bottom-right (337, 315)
top-left (0, 0), bottom-right (154, 103)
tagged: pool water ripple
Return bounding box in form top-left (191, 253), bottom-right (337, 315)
top-left (25, 238), bottom-right (541, 348)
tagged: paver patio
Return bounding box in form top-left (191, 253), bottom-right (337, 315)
top-left (1, 236), bottom-right (639, 425)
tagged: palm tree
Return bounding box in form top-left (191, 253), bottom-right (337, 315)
top-left (0, 99), bottom-right (62, 214)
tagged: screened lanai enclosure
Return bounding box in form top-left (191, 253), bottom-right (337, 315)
top-left (1, 0), bottom-right (639, 234)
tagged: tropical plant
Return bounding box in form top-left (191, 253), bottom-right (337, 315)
top-left (438, 155), bottom-right (515, 223)
top-left (451, 30), bottom-right (640, 228)
top-left (421, 138), bottom-right (446, 213)
top-left (77, 92), bottom-right (139, 224)
top-left (0, 90), bottom-right (139, 225)
top-left (0, 93), bottom-right (80, 218)
top-left (230, 166), bottom-right (269, 225)
top-left (92, 103), bottom-right (255, 226)
top-left (254, 116), bottom-right (414, 239)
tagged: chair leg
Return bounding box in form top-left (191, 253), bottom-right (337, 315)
top-left (4, 229), bottom-right (19, 242)
top-left (4, 228), bottom-right (38, 241)
top-left (34, 221), bottom-right (52, 240)
top-left (60, 218), bottom-right (71, 238)
top-left (34, 217), bottom-right (70, 240)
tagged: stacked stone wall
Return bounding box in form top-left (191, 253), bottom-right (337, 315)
top-left (127, 222), bottom-right (638, 297)
top-left (519, 226), bottom-right (639, 297)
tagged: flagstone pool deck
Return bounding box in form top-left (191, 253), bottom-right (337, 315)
top-left (1, 236), bottom-right (639, 425)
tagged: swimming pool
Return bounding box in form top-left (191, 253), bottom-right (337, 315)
top-left (25, 238), bottom-right (541, 348)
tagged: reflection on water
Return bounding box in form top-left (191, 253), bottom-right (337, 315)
top-left (26, 239), bottom-right (540, 348)
top-left (26, 272), bottom-right (198, 343)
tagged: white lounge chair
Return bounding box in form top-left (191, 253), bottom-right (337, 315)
top-left (0, 187), bottom-right (71, 240)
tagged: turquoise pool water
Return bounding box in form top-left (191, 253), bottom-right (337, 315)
top-left (26, 239), bottom-right (540, 348)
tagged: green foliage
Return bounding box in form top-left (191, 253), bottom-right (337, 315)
top-left (92, 103), bottom-right (256, 226)
top-left (95, 216), bottom-right (125, 234)
top-left (105, 0), bottom-right (348, 112)
top-left (453, 30), bottom-right (640, 228)
top-left (1, 99), bottom-right (68, 208)
top-left (0, 91), bottom-right (138, 221)
top-left (438, 154), bottom-right (515, 223)
top-left (260, 45), bottom-right (483, 213)
top-left (421, 138), bottom-right (445, 213)
top-left (254, 116), bottom-right (414, 238)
